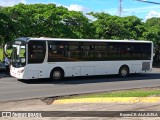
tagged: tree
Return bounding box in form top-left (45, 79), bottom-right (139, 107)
top-left (145, 18), bottom-right (160, 65)
top-left (89, 12), bottom-right (143, 40)
top-left (144, 17), bottom-right (160, 44)
top-left (0, 3), bottom-right (94, 44)
top-left (0, 7), bottom-right (16, 45)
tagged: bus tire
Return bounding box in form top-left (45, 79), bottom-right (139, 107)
top-left (50, 68), bottom-right (64, 80)
top-left (119, 65), bottom-right (129, 77)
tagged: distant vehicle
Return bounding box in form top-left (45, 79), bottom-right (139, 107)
top-left (8, 37), bottom-right (153, 80)
top-left (0, 60), bottom-right (6, 70)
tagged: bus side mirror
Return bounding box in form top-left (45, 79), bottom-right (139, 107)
top-left (17, 46), bottom-right (20, 55)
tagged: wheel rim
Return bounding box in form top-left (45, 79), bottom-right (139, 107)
top-left (121, 68), bottom-right (128, 76)
top-left (53, 71), bottom-right (61, 79)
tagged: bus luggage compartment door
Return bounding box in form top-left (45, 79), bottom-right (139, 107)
top-left (27, 70), bottom-right (39, 79)
top-left (66, 67), bottom-right (81, 77)
top-left (131, 64), bottom-right (141, 73)
top-left (81, 66), bottom-right (95, 76)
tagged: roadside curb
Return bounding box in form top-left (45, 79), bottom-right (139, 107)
top-left (53, 97), bottom-right (160, 104)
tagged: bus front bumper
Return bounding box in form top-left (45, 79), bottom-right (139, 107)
top-left (10, 67), bottom-right (24, 79)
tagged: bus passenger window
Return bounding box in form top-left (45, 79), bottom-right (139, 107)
top-left (28, 41), bottom-right (46, 64)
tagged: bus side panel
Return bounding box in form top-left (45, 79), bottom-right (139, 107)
top-left (21, 60), bottom-right (152, 79)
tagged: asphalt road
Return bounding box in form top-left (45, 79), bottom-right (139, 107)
top-left (0, 68), bottom-right (160, 102)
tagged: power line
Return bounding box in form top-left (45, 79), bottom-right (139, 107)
top-left (118, 0), bottom-right (160, 16)
top-left (134, 0), bottom-right (160, 5)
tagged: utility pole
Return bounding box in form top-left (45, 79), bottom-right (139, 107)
top-left (118, 0), bottom-right (160, 17)
top-left (118, 0), bottom-right (123, 16)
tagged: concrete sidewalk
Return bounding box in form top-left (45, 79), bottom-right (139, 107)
top-left (0, 99), bottom-right (160, 120)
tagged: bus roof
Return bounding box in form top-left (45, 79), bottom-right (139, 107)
top-left (15, 37), bottom-right (152, 43)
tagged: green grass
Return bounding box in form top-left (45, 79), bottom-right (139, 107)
top-left (0, 48), bottom-right (3, 61)
top-left (0, 48), bottom-right (12, 61)
top-left (64, 89), bottom-right (160, 99)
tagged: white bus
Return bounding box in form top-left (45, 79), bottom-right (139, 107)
top-left (9, 37), bottom-right (153, 80)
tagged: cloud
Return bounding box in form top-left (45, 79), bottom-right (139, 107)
top-left (0, 0), bottom-right (26, 6)
top-left (145, 10), bottom-right (160, 20)
top-left (67, 4), bottom-right (89, 12)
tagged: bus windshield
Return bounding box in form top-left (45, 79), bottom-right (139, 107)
top-left (11, 41), bottom-right (26, 68)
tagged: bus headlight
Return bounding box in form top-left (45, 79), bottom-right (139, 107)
top-left (17, 69), bottom-right (24, 73)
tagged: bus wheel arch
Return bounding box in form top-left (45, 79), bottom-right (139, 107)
top-left (50, 67), bottom-right (64, 80)
top-left (119, 65), bottom-right (129, 77)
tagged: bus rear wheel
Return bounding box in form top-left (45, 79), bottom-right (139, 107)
top-left (50, 68), bottom-right (64, 80)
top-left (119, 65), bottom-right (129, 77)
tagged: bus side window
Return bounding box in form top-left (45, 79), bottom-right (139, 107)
top-left (28, 41), bottom-right (46, 64)
top-left (141, 44), bottom-right (151, 60)
top-left (48, 41), bottom-right (68, 62)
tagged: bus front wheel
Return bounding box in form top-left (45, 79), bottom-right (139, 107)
top-left (50, 68), bottom-right (64, 80)
top-left (119, 65), bottom-right (129, 77)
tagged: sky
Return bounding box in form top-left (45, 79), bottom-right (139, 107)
top-left (1, 0), bottom-right (160, 20)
